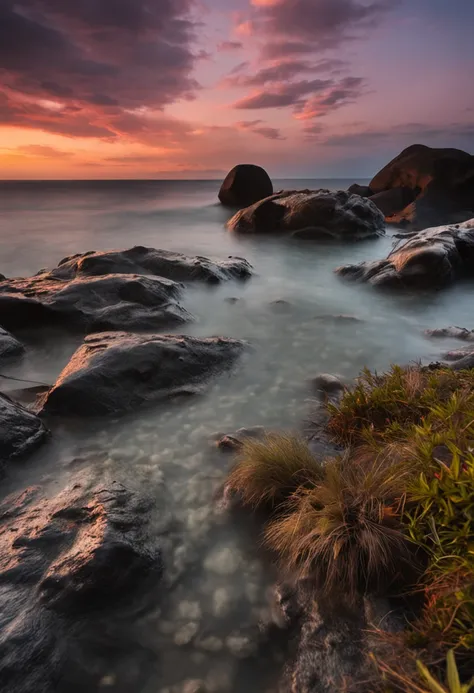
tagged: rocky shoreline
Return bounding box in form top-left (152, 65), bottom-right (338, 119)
top-left (1, 147), bottom-right (474, 693)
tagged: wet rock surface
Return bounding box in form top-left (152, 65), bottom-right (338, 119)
top-left (51, 246), bottom-right (253, 284)
top-left (227, 189), bottom-right (385, 240)
top-left (0, 393), bottom-right (49, 464)
top-left (38, 332), bottom-right (246, 417)
top-left (0, 326), bottom-right (25, 360)
top-left (336, 218), bottom-right (474, 290)
top-left (0, 479), bottom-right (162, 693)
top-left (0, 273), bottom-right (190, 332)
top-left (218, 164), bottom-right (273, 208)
top-left (347, 183), bottom-right (372, 198)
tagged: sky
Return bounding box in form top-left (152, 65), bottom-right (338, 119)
top-left (0, 0), bottom-right (473, 179)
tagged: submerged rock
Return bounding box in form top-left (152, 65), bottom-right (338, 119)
top-left (336, 218), bottom-right (474, 290)
top-left (0, 273), bottom-right (190, 332)
top-left (425, 326), bottom-right (474, 341)
top-left (51, 246), bottom-right (253, 284)
top-left (38, 331), bottom-right (246, 417)
top-left (0, 393), bottom-right (49, 464)
top-left (227, 189), bottom-right (385, 240)
top-left (369, 144), bottom-right (474, 229)
top-left (0, 326), bottom-right (25, 360)
top-left (0, 480), bottom-right (161, 692)
top-left (218, 164), bottom-right (273, 208)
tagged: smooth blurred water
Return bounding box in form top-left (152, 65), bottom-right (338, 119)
top-left (1, 179), bottom-right (473, 693)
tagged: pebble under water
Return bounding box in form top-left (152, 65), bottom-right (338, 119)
top-left (1, 179), bottom-right (474, 693)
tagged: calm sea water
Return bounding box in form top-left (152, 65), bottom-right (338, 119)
top-left (1, 179), bottom-right (473, 693)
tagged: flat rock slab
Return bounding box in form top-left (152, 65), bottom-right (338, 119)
top-left (336, 218), bottom-right (474, 290)
top-left (0, 393), bottom-right (49, 464)
top-left (0, 273), bottom-right (190, 332)
top-left (0, 326), bottom-right (25, 360)
top-left (227, 189), bottom-right (385, 240)
top-left (38, 331), bottom-right (246, 417)
top-left (0, 480), bottom-right (162, 692)
top-left (51, 246), bottom-right (253, 284)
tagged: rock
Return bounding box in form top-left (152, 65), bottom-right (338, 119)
top-left (269, 299), bottom-right (293, 313)
top-left (0, 273), bottom-right (190, 332)
top-left (197, 636), bottom-right (224, 652)
top-left (0, 481), bottom-right (161, 691)
top-left (216, 426), bottom-right (265, 452)
top-left (38, 332), bottom-right (245, 417)
top-left (310, 374), bottom-right (345, 399)
top-left (227, 189), bottom-right (385, 240)
top-left (52, 246), bottom-right (253, 284)
top-left (369, 187), bottom-right (416, 217)
top-left (1, 385), bottom-right (50, 406)
top-left (347, 183), bottom-right (372, 198)
top-left (425, 326), bottom-right (474, 341)
top-left (218, 164), bottom-right (273, 208)
top-left (444, 350), bottom-right (474, 371)
top-left (174, 623), bottom-right (199, 646)
top-left (204, 546), bottom-right (242, 576)
top-left (0, 327), bottom-right (25, 360)
top-left (225, 633), bottom-right (256, 658)
top-left (336, 218), bottom-right (474, 290)
top-left (369, 144), bottom-right (474, 229)
top-left (0, 393), bottom-right (49, 464)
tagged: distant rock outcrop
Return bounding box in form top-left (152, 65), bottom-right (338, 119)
top-left (38, 331), bottom-right (246, 417)
top-left (227, 189), bottom-right (385, 240)
top-left (336, 218), bottom-right (474, 290)
top-left (219, 164), bottom-right (273, 208)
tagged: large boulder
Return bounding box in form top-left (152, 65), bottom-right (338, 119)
top-left (218, 164), bottom-right (273, 208)
top-left (51, 246), bottom-right (253, 284)
top-left (369, 144), bottom-right (474, 228)
top-left (0, 480), bottom-right (162, 692)
top-left (227, 189), bottom-right (385, 240)
top-left (336, 218), bottom-right (474, 290)
top-left (0, 273), bottom-right (190, 332)
top-left (0, 326), bottom-right (25, 360)
top-left (369, 187), bottom-right (416, 217)
top-left (38, 331), bottom-right (246, 417)
top-left (0, 393), bottom-right (49, 463)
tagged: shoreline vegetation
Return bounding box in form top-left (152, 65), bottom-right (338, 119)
top-left (225, 365), bottom-right (474, 692)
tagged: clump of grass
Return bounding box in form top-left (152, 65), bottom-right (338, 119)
top-left (374, 649), bottom-right (474, 693)
top-left (265, 448), bottom-right (418, 595)
top-left (327, 365), bottom-right (474, 447)
top-left (226, 433), bottom-right (324, 508)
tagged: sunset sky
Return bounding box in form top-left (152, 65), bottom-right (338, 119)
top-left (0, 0), bottom-right (473, 179)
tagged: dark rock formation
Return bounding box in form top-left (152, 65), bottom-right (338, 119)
top-left (336, 218), bottom-right (474, 290)
top-left (227, 189), bottom-right (385, 240)
top-left (369, 144), bottom-right (474, 229)
top-left (38, 331), bottom-right (246, 417)
top-left (51, 246), bottom-right (253, 284)
top-left (0, 393), bottom-right (49, 464)
top-left (347, 183), bottom-right (372, 198)
top-left (369, 187), bottom-right (416, 217)
top-left (0, 326), bottom-right (25, 360)
top-left (425, 326), bottom-right (474, 341)
top-left (0, 273), bottom-right (190, 332)
top-left (214, 425), bottom-right (266, 452)
top-left (310, 373), bottom-right (346, 399)
top-left (218, 164), bottom-right (273, 208)
top-left (0, 480), bottom-right (162, 692)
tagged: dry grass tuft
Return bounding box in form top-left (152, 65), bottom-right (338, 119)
top-left (225, 433), bottom-right (324, 508)
top-left (265, 448), bottom-right (418, 595)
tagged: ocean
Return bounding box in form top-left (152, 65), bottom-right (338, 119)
top-left (1, 179), bottom-right (473, 692)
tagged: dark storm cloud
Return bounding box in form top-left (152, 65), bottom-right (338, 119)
top-left (0, 0), bottom-right (200, 138)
